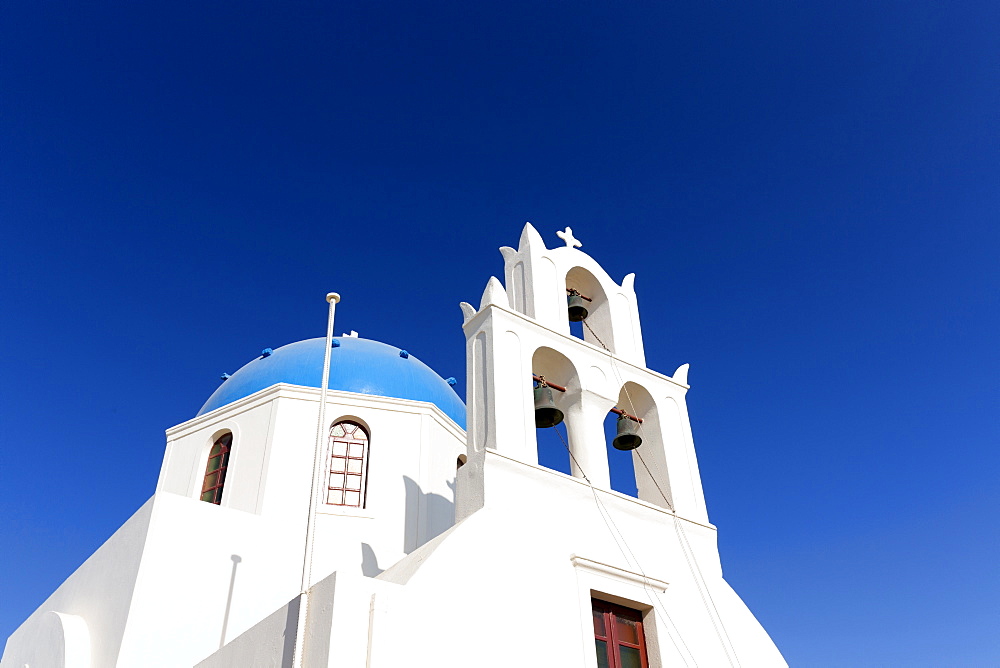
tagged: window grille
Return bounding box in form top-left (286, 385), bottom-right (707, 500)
top-left (326, 421), bottom-right (370, 507)
top-left (200, 432), bottom-right (233, 504)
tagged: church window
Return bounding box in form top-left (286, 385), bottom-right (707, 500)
top-left (327, 421), bottom-right (370, 507)
top-left (200, 432), bottom-right (233, 504)
top-left (592, 599), bottom-right (649, 668)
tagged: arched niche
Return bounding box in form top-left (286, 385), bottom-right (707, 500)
top-left (13, 611), bottom-right (91, 668)
top-left (603, 409), bottom-right (638, 497)
top-left (566, 266), bottom-right (616, 353)
top-left (530, 346), bottom-right (581, 477)
top-left (615, 382), bottom-right (673, 510)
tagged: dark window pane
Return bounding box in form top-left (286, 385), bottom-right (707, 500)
top-left (615, 616), bottom-right (639, 645)
top-left (595, 640), bottom-right (610, 668)
top-left (593, 609), bottom-right (606, 636)
top-left (201, 433), bottom-right (232, 504)
top-left (619, 646), bottom-right (642, 668)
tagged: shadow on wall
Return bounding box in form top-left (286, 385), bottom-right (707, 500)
top-left (360, 543), bottom-right (382, 577)
top-left (219, 554), bottom-right (242, 649)
top-left (402, 476), bottom-right (455, 554)
top-left (280, 594), bottom-right (301, 668)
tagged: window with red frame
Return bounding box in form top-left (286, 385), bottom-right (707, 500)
top-left (200, 432), bottom-right (233, 504)
top-left (326, 421), bottom-right (370, 507)
top-left (592, 599), bottom-right (649, 668)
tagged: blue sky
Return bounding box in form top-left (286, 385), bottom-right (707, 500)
top-left (1, 1), bottom-right (997, 664)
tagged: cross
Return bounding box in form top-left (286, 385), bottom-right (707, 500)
top-left (556, 227), bottom-right (582, 248)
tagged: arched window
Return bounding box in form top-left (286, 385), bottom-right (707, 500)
top-left (201, 432), bottom-right (233, 504)
top-left (326, 421), bottom-right (370, 507)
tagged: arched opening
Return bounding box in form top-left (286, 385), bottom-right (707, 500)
top-left (201, 432), bottom-right (233, 504)
top-left (327, 420), bottom-right (370, 508)
top-left (614, 382), bottom-right (672, 510)
top-left (531, 346), bottom-right (579, 476)
top-left (456, 454), bottom-right (467, 470)
top-left (603, 411), bottom-right (638, 497)
top-left (565, 266), bottom-right (615, 353)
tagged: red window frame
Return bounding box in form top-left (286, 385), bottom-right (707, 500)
top-left (326, 421), bottom-right (370, 508)
top-left (592, 599), bottom-right (649, 668)
top-left (200, 432), bottom-right (233, 504)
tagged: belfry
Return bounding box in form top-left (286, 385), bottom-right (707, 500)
top-left (2, 224), bottom-right (786, 667)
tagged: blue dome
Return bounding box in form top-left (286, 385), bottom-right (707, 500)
top-left (198, 337), bottom-right (465, 427)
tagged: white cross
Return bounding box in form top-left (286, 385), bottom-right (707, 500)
top-left (556, 227), bottom-right (582, 248)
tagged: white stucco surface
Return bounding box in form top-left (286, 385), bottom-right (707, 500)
top-left (3, 224), bottom-right (785, 668)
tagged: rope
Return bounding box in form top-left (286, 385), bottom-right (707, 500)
top-left (582, 319), bottom-right (611, 352)
top-left (553, 424), bottom-right (696, 667)
top-left (583, 320), bottom-right (673, 510)
top-left (635, 449), bottom-right (673, 509)
top-left (674, 519), bottom-right (741, 668)
top-left (581, 317), bottom-right (740, 667)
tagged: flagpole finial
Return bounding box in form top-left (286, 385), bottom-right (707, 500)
top-left (327, 292), bottom-right (341, 304)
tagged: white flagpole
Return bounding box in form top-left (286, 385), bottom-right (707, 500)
top-left (293, 292), bottom-right (339, 668)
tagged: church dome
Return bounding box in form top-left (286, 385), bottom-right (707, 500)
top-left (198, 337), bottom-right (465, 427)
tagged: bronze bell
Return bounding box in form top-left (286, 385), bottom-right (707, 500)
top-left (612, 414), bottom-right (642, 450)
top-left (567, 293), bottom-right (589, 321)
top-left (533, 385), bottom-right (564, 428)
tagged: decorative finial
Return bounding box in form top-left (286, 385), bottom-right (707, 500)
top-left (399, 350), bottom-right (409, 358)
top-left (220, 373), bottom-right (231, 381)
top-left (326, 292), bottom-right (341, 304)
top-left (556, 227), bottom-right (582, 248)
top-left (261, 348), bottom-right (273, 357)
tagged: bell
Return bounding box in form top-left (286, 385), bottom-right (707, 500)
top-left (612, 414), bottom-right (642, 450)
top-left (533, 385), bottom-right (564, 428)
top-left (567, 293), bottom-right (589, 322)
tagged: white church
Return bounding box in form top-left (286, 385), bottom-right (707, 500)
top-left (2, 225), bottom-right (786, 667)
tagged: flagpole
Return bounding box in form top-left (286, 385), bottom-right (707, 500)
top-left (293, 291), bottom-right (339, 668)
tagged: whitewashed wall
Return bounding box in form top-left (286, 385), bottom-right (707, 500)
top-left (2, 385), bottom-right (465, 668)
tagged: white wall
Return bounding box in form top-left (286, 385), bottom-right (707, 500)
top-left (372, 451), bottom-right (786, 667)
top-left (3, 385), bottom-right (467, 668)
top-left (190, 449), bottom-right (786, 668)
top-left (1, 500), bottom-right (153, 668)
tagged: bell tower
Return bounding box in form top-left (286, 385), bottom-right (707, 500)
top-left (456, 223), bottom-right (709, 525)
